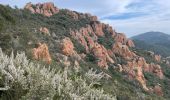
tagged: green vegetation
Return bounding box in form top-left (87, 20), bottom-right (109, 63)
top-left (0, 4), bottom-right (170, 100)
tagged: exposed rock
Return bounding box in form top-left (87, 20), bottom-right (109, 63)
top-left (92, 43), bottom-right (114, 69)
top-left (61, 37), bottom-right (74, 56)
top-left (92, 22), bottom-right (104, 36)
top-left (32, 43), bottom-right (52, 64)
top-left (154, 55), bottom-right (161, 62)
top-left (66, 10), bottom-right (79, 20)
top-left (126, 39), bottom-right (135, 47)
top-left (112, 42), bottom-right (136, 60)
top-left (153, 85), bottom-right (163, 96)
top-left (150, 64), bottom-right (164, 79)
top-left (90, 16), bottom-right (98, 21)
top-left (85, 13), bottom-right (98, 21)
top-left (24, 2), bottom-right (35, 13)
top-left (117, 64), bottom-right (123, 72)
top-left (103, 24), bottom-right (116, 38)
top-left (114, 33), bottom-right (127, 43)
top-left (25, 2), bottom-right (59, 17)
top-left (70, 25), bottom-right (98, 53)
top-left (40, 27), bottom-right (50, 35)
top-left (122, 57), bottom-right (149, 91)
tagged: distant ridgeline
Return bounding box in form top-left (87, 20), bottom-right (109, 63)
top-left (132, 31), bottom-right (170, 57)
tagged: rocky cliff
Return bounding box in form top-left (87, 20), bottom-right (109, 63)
top-left (25, 2), bottom-right (59, 17)
top-left (25, 2), bottom-right (165, 94)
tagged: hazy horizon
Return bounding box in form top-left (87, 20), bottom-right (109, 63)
top-left (1, 0), bottom-right (170, 37)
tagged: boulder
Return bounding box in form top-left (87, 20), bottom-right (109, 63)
top-left (112, 42), bottom-right (136, 60)
top-left (39, 27), bottom-right (50, 35)
top-left (154, 55), bottom-right (161, 62)
top-left (126, 39), bottom-right (135, 47)
top-left (114, 33), bottom-right (127, 43)
top-left (61, 37), bottom-right (75, 56)
top-left (32, 43), bottom-right (52, 64)
top-left (92, 43), bottom-right (114, 69)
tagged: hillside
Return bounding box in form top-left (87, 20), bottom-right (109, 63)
top-left (132, 31), bottom-right (170, 57)
top-left (0, 2), bottom-right (170, 100)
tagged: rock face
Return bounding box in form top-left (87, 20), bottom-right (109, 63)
top-left (123, 57), bottom-right (149, 91)
top-left (61, 37), bottom-right (75, 56)
top-left (25, 2), bottom-right (59, 17)
top-left (154, 55), bottom-right (161, 62)
top-left (32, 43), bottom-right (52, 64)
top-left (40, 27), bottom-right (50, 35)
top-left (92, 43), bottom-right (114, 69)
top-left (115, 33), bottom-right (127, 43)
top-left (92, 22), bottom-right (104, 36)
top-left (70, 23), bottom-right (115, 68)
top-left (112, 42), bottom-right (136, 60)
top-left (126, 39), bottom-right (135, 47)
top-left (122, 56), bottom-right (164, 91)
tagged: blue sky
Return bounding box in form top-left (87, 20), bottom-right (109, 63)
top-left (0, 0), bottom-right (170, 37)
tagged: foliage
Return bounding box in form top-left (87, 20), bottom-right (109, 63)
top-left (0, 49), bottom-right (116, 100)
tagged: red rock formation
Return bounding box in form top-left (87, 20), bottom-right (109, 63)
top-left (92, 23), bottom-right (104, 36)
top-left (40, 27), bottom-right (50, 35)
top-left (103, 24), bottom-right (116, 38)
top-left (126, 39), bottom-right (135, 47)
top-left (153, 85), bottom-right (163, 96)
top-left (92, 43), bottom-right (114, 69)
top-left (150, 64), bottom-right (164, 79)
top-left (24, 2), bottom-right (35, 13)
top-left (114, 33), bottom-right (127, 43)
top-left (61, 37), bottom-right (74, 56)
top-left (32, 43), bottom-right (52, 64)
top-left (25, 2), bottom-right (59, 17)
top-left (70, 25), bottom-right (98, 53)
top-left (85, 13), bottom-right (98, 21)
top-left (66, 10), bottom-right (79, 20)
top-left (112, 42), bottom-right (136, 60)
top-left (122, 57), bottom-right (149, 91)
top-left (154, 55), bottom-right (161, 62)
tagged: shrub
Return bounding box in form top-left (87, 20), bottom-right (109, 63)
top-left (0, 48), bottom-right (116, 100)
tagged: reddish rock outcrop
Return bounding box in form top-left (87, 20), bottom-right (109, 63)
top-left (112, 42), bottom-right (136, 60)
top-left (61, 37), bottom-right (75, 56)
top-left (150, 64), bottom-right (164, 79)
top-left (92, 23), bottom-right (105, 36)
top-left (122, 57), bottom-right (149, 91)
top-left (121, 56), bottom-right (164, 91)
top-left (126, 39), bottom-right (135, 47)
top-left (154, 55), bottom-right (161, 62)
top-left (66, 10), bottom-right (79, 20)
top-left (32, 43), bottom-right (52, 64)
top-left (114, 33), bottom-right (127, 43)
top-left (40, 27), bottom-right (50, 35)
top-left (25, 2), bottom-right (59, 17)
top-left (92, 43), bottom-right (114, 69)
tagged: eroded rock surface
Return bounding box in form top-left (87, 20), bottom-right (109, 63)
top-left (32, 43), bottom-right (52, 64)
top-left (25, 2), bottom-right (59, 17)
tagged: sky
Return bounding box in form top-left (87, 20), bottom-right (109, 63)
top-left (0, 0), bottom-right (170, 37)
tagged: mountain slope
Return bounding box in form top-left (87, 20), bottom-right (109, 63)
top-left (132, 31), bottom-right (170, 57)
top-left (0, 2), bottom-right (170, 100)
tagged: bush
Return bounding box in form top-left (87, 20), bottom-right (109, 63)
top-left (0, 48), bottom-right (116, 100)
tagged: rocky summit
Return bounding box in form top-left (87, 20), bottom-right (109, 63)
top-left (0, 2), bottom-right (170, 100)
